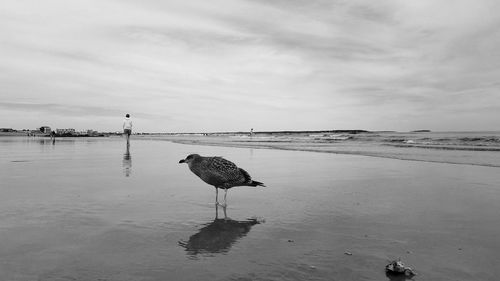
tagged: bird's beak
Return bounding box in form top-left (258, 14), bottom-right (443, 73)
top-left (179, 159), bottom-right (185, 163)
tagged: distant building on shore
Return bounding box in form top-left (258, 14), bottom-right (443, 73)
top-left (40, 126), bottom-right (51, 134)
top-left (56, 128), bottom-right (76, 135)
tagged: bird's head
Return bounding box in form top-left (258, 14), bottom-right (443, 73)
top-left (179, 154), bottom-right (200, 164)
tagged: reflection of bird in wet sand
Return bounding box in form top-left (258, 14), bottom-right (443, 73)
top-left (178, 206), bottom-right (263, 256)
top-left (179, 154), bottom-right (265, 207)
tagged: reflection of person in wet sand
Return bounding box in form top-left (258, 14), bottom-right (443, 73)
top-left (122, 143), bottom-right (132, 177)
top-left (178, 206), bottom-right (263, 256)
top-left (122, 113), bottom-right (132, 144)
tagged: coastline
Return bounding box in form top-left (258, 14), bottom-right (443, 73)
top-left (140, 134), bottom-right (500, 167)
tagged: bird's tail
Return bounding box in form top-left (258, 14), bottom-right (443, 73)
top-left (250, 180), bottom-right (266, 187)
top-left (239, 168), bottom-right (266, 187)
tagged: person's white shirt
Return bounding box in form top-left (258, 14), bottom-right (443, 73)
top-left (123, 117), bottom-right (132, 130)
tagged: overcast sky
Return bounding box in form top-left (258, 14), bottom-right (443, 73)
top-left (1, 0), bottom-right (499, 132)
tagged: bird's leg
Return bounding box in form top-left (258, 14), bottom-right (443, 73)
top-left (222, 204), bottom-right (227, 220)
top-left (221, 188), bottom-right (228, 208)
top-left (215, 187), bottom-right (219, 206)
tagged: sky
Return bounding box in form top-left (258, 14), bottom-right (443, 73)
top-left (1, 0), bottom-right (499, 133)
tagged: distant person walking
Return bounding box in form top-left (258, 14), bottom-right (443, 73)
top-left (50, 130), bottom-right (56, 144)
top-left (123, 114), bottom-right (133, 143)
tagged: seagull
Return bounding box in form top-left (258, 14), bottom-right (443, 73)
top-left (179, 154), bottom-right (265, 207)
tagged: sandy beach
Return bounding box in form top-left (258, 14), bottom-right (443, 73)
top-left (1, 136), bottom-right (499, 280)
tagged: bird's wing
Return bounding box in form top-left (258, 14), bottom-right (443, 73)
top-left (205, 157), bottom-right (246, 186)
top-left (238, 167), bottom-right (252, 182)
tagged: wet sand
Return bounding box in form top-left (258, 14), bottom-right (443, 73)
top-left (1, 136), bottom-right (499, 280)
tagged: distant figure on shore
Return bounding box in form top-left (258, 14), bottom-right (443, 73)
top-left (250, 128), bottom-right (254, 137)
top-left (123, 114), bottom-right (132, 143)
top-left (50, 131), bottom-right (56, 144)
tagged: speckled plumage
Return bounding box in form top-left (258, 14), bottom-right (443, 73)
top-left (179, 154), bottom-right (265, 206)
top-left (180, 154), bottom-right (264, 188)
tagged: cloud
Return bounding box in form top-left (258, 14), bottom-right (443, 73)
top-left (0, 102), bottom-right (168, 120)
top-left (1, 0), bottom-right (499, 131)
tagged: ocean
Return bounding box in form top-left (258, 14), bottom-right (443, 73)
top-left (312, 131), bottom-right (500, 150)
top-left (220, 131), bottom-right (500, 167)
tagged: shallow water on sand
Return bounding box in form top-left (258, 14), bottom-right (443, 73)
top-left (1, 136), bottom-right (500, 280)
